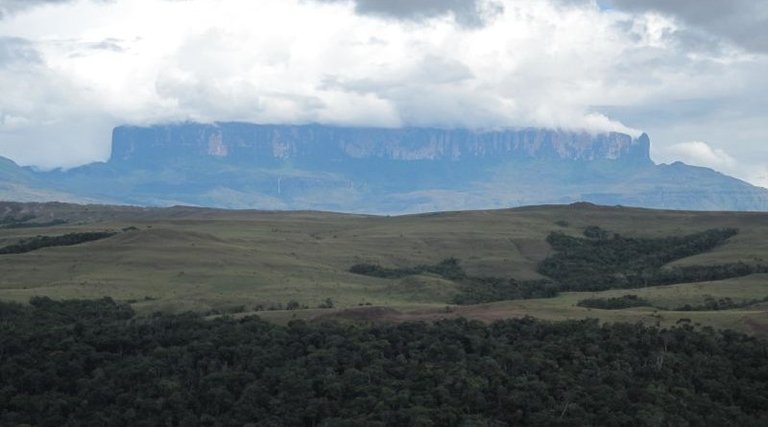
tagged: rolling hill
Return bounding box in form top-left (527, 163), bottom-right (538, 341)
top-left (0, 201), bottom-right (766, 336)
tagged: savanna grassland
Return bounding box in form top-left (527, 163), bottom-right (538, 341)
top-left (1, 201), bottom-right (767, 336)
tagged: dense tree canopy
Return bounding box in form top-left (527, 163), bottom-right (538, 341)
top-left (0, 231), bottom-right (116, 255)
top-left (350, 258), bottom-right (466, 280)
top-left (2, 298), bottom-right (767, 426)
top-left (350, 227), bottom-right (765, 304)
top-left (537, 227), bottom-right (753, 291)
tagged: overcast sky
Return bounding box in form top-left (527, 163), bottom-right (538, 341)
top-left (0, 0), bottom-right (766, 187)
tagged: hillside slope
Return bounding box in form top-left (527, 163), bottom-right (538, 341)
top-left (0, 202), bottom-right (766, 335)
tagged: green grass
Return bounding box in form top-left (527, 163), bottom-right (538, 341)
top-left (0, 202), bottom-right (767, 335)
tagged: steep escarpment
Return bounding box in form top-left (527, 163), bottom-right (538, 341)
top-left (110, 123), bottom-right (652, 166)
top-left (4, 122), bottom-right (767, 213)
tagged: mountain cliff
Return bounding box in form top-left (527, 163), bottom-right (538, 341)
top-left (3, 122), bottom-right (767, 213)
top-left (110, 123), bottom-right (652, 165)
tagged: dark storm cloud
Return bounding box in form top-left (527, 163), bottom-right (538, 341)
top-left (313, 0), bottom-right (502, 27)
top-left (604, 0), bottom-right (768, 53)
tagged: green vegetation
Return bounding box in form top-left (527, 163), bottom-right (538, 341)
top-left (350, 226), bottom-right (761, 306)
top-left (0, 214), bottom-right (35, 225)
top-left (538, 227), bottom-right (756, 291)
top-left (2, 203), bottom-right (768, 424)
top-left (0, 231), bottom-right (116, 255)
top-left (452, 278), bottom-right (556, 304)
top-left (577, 295), bottom-right (652, 310)
top-left (350, 257), bottom-right (466, 280)
top-left (0, 213), bottom-right (68, 229)
top-left (1, 202), bottom-right (767, 334)
top-left (0, 219), bottom-right (68, 229)
top-left (318, 297), bottom-right (335, 309)
top-left (2, 298), bottom-right (767, 426)
top-left (673, 295), bottom-right (768, 312)
top-left (351, 259), bottom-right (555, 304)
top-left (573, 294), bottom-right (766, 312)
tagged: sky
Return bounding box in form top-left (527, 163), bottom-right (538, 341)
top-left (0, 0), bottom-right (766, 187)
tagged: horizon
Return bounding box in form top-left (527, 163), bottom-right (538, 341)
top-left (0, 0), bottom-right (766, 188)
top-left (15, 122), bottom-right (757, 190)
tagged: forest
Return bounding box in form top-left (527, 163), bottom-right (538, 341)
top-left (0, 231), bottom-right (116, 255)
top-left (537, 227), bottom-right (761, 291)
top-left (351, 226), bottom-right (767, 303)
top-left (2, 298), bottom-right (767, 426)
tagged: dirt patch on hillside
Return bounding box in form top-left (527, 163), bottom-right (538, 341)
top-left (391, 304), bottom-right (531, 323)
top-left (315, 306), bottom-right (402, 322)
top-left (743, 314), bottom-right (768, 338)
top-left (314, 304), bottom-right (533, 324)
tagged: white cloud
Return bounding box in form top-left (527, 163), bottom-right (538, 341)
top-left (662, 141), bottom-right (736, 169)
top-left (0, 0), bottom-right (764, 181)
top-left (754, 170), bottom-right (768, 189)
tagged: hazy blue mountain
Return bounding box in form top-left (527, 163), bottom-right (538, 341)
top-left (4, 122), bottom-right (768, 212)
top-left (0, 156), bottom-right (91, 204)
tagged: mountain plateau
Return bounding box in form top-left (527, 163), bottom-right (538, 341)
top-left (1, 122), bottom-right (766, 213)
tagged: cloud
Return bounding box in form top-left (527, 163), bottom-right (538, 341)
top-left (662, 141), bottom-right (736, 169)
top-left (312, 0), bottom-right (503, 27)
top-left (755, 169), bottom-right (768, 189)
top-left (0, 0), bottom-right (119, 19)
top-left (0, 36), bottom-right (114, 167)
top-left (1, 0), bottom-right (71, 18)
top-left (604, 0), bottom-right (768, 53)
top-left (0, 36), bottom-right (41, 65)
top-left (0, 0), bottom-right (764, 186)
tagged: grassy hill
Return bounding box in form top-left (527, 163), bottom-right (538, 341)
top-left (0, 201), bottom-right (766, 336)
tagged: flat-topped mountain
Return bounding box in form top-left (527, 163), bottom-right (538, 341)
top-left (111, 123), bottom-right (652, 165)
top-left (1, 122), bottom-right (767, 212)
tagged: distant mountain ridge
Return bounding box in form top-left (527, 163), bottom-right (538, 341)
top-left (1, 122), bottom-right (767, 213)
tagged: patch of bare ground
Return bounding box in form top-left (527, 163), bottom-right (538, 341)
top-left (314, 304), bottom-right (533, 323)
top-left (743, 314), bottom-right (768, 338)
top-left (313, 306), bottom-right (402, 322)
top-left (389, 305), bottom-right (534, 323)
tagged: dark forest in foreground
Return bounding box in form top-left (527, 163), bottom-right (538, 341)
top-left (2, 298), bottom-right (767, 426)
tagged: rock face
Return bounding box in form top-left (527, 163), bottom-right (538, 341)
top-left (3, 122), bottom-right (767, 213)
top-left (110, 123), bottom-right (652, 165)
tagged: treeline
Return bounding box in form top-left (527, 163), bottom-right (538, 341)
top-left (350, 259), bottom-right (552, 304)
top-left (0, 231), bottom-right (116, 255)
top-left (673, 296), bottom-right (768, 312)
top-left (349, 227), bottom-right (762, 305)
top-left (577, 294), bottom-right (768, 312)
top-left (2, 298), bottom-right (767, 426)
top-left (350, 257), bottom-right (466, 280)
top-left (452, 277), bottom-right (557, 305)
top-left (537, 227), bottom-right (755, 291)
